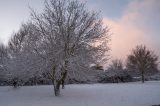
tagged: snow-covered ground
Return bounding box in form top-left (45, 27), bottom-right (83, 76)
top-left (0, 81), bottom-right (160, 106)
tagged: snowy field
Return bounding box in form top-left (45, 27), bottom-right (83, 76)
top-left (0, 81), bottom-right (160, 106)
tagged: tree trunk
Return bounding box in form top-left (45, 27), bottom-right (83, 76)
top-left (50, 60), bottom-right (68, 96)
top-left (61, 80), bottom-right (65, 89)
top-left (61, 71), bottom-right (67, 89)
top-left (141, 69), bottom-right (145, 83)
top-left (61, 59), bottom-right (68, 89)
top-left (54, 80), bottom-right (61, 96)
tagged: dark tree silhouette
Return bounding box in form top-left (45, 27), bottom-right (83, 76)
top-left (126, 45), bottom-right (159, 83)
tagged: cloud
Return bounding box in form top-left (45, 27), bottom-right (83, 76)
top-left (103, 0), bottom-right (160, 60)
top-left (103, 18), bottom-right (147, 60)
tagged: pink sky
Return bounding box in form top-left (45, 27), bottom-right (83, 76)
top-left (0, 0), bottom-right (159, 64)
top-left (103, 0), bottom-right (160, 61)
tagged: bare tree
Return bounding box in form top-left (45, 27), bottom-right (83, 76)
top-left (109, 59), bottom-right (123, 71)
top-left (126, 45), bottom-right (159, 83)
top-left (29, 0), bottom-right (110, 96)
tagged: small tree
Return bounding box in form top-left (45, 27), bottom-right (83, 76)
top-left (126, 45), bottom-right (159, 83)
top-left (98, 59), bottom-right (132, 83)
top-left (107, 59), bottom-right (130, 83)
top-left (109, 59), bottom-right (123, 71)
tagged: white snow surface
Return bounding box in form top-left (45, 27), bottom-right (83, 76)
top-left (0, 81), bottom-right (160, 106)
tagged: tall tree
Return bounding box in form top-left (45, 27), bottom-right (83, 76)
top-left (5, 24), bottom-right (44, 87)
top-left (29, 0), bottom-right (110, 96)
top-left (126, 45), bottom-right (159, 83)
top-left (0, 45), bottom-right (8, 80)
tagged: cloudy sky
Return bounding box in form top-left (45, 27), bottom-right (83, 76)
top-left (0, 0), bottom-right (160, 60)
